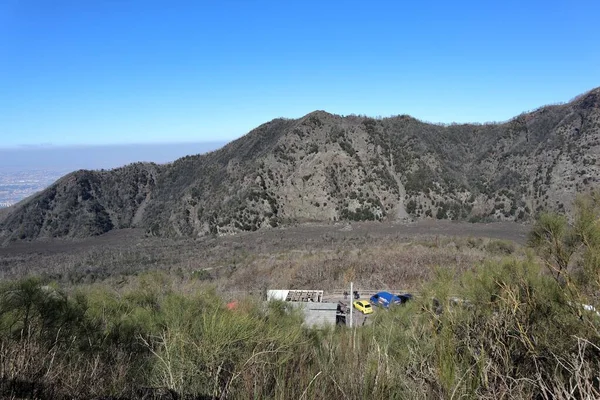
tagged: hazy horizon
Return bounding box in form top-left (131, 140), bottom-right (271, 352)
top-left (0, 141), bottom-right (227, 171)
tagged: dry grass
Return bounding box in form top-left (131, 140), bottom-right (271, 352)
top-left (220, 238), bottom-right (517, 293)
top-left (0, 227), bottom-right (523, 302)
top-left (0, 221), bottom-right (528, 297)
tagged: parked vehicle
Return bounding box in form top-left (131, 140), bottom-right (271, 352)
top-left (370, 291), bottom-right (412, 308)
top-left (353, 300), bottom-right (373, 314)
top-left (399, 293), bottom-right (413, 303)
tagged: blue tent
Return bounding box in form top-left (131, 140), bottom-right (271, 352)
top-left (370, 291), bottom-right (412, 308)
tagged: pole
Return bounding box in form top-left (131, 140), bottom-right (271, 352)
top-left (349, 281), bottom-right (353, 328)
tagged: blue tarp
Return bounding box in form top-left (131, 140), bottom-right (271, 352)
top-left (370, 291), bottom-right (411, 308)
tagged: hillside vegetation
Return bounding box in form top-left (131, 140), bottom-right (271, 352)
top-left (0, 221), bottom-right (527, 292)
top-left (1, 88), bottom-right (599, 241)
top-left (1, 193), bottom-right (599, 399)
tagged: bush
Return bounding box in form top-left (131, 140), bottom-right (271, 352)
top-left (191, 269), bottom-right (213, 281)
top-left (405, 199), bottom-right (418, 215)
top-left (485, 239), bottom-right (516, 255)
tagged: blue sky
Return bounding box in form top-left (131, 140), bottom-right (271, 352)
top-left (1, 0), bottom-right (599, 148)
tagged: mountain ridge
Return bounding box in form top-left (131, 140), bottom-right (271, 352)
top-left (1, 87), bottom-right (599, 241)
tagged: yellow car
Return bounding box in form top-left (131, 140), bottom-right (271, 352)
top-left (353, 300), bottom-right (373, 315)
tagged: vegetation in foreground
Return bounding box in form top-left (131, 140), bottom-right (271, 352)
top-left (1, 194), bottom-right (600, 399)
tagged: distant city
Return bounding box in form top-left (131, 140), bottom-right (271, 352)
top-left (0, 168), bottom-right (70, 207)
top-left (0, 141), bottom-right (227, 208)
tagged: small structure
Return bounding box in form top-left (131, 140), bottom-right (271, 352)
top-left (266, 289), bottom-right (337, 328)
top-left (290, 302), bottom-right (339, 328)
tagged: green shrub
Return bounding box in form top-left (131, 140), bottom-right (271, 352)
top-left (485, 239), bottom-right (516, 255)
top-left (406, 199), bottom-right (417, 215)
top-left (191, 269), bottom-right (213, 281)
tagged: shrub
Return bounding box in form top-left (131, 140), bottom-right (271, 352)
top-left (191, 269), bottom-right (213, 281)
top-left (485, 239), bottom-right (516, 255)
top-left (405, 199), bottom-right (417, 215)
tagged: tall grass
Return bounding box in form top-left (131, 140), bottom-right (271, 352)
top-left (1, 258), bottom-right (599, 399)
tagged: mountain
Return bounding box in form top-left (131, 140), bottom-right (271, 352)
top-left (1, 88), bottom-right (599, 241)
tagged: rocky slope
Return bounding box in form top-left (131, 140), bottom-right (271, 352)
top-left (1, 88), bottom-right (599, 241)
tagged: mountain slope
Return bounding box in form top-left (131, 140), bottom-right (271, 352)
top-left (0, 163), bottom-right (158, 239)
top-left (1, 88), bottom-right (599, 241)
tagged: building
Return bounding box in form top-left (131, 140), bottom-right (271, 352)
top-left (266, 289), bottom-right (342, 328)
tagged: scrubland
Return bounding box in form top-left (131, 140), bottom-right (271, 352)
top-left (1, 198), bottom-right (600, 398)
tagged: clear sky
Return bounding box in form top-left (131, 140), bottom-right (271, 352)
top-left (1, 0), bottom-right (599, 148)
